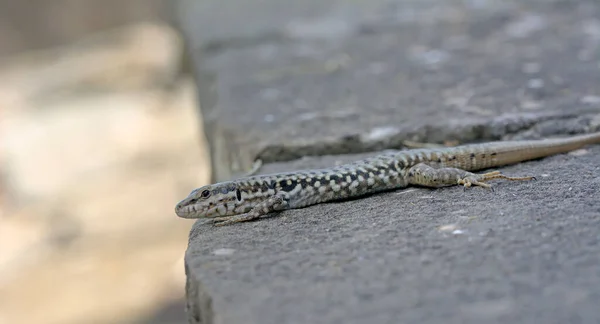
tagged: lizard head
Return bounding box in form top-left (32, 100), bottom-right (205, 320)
top-left (175, 182), bottom-right (248, 219)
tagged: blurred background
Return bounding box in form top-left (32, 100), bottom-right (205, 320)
top-left (0, 1), bottom-right (208, 323)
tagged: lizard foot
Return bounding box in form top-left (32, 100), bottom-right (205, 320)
top-left (458, 171), bottom-right (536, 191)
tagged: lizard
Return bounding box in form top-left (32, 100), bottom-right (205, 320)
top-left (175, 131), bottom-right (600, 226)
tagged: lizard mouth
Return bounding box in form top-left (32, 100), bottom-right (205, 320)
top-left (175, 203), bottom-right (204, 218)
top-left (174, 204), bottom-right (193, 218)
top-left (174, 203), bottom-right (222, 219)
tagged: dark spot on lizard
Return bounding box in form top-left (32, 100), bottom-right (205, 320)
top-left (328, 174), bottom-right (341, 183)
top-left (298, 178), bottom-right (311, 189)
top-left (345, 173), bottom-right (358, 183)
top-left (280, 179), bottom-right (297, 192)
top-left (470, 153), bottom-right (476, 159)
top-left (393, 160), bottom-right (406, 171)
top-left (260, 183), bottom-right (271, 193)
top-left (448, 156), bottom-right (456, 161)
top-left (490, 152), bottom-right (497, 156)
top-left (235, 189), bottom-right (242, 201)
top-left (356, 169), bottom-right (372, 181)
top-left (265, 181), bottom-right (275, 190)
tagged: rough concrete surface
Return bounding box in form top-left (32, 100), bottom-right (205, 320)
top-left (175, 0), bottom-right (600, 323)
top-left (186, 145), bottom-right (600, 324)
top-left (176, 0), bottom-right (600, 181)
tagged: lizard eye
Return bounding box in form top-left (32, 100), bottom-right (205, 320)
top-left (200, 190), bottom-right (211, 198)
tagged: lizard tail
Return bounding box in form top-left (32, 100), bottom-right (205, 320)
top-left (477, 131), bottom-right (600, 169)
top-left (436, 131), bottom-right (600, 171)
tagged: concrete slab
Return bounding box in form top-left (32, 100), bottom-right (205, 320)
top-left (176, 0), bottom-right (600, 181)
top-left (174, 0), bottom-right (600, 323)
top-left (185, 144), bottom-right (600, 324)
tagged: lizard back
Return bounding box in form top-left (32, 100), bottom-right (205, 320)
top-left (235, 131), bottom-right (600, 208)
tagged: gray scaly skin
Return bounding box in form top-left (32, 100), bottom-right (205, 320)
top-left (175, 132), bottom-right (600, 226)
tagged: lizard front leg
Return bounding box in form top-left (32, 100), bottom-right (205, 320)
top-left (406, 163), bottom-right (535, 189)
top-left (212, 194), bottom-right (289, 226)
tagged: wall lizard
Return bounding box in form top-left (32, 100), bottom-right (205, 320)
top-left (175, 131), bottom-right (600, 226)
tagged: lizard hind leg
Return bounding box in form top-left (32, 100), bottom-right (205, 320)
top-left (406, 163), bottom-right (535, 190)
top-left (406, 163), bottom-right (481, 188)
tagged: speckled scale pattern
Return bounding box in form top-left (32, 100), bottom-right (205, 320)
top-left (237, 154), bottom-right (407, 209)
top-left (233, 132), bottom-right (600, 209)
top-left (174, 132), bottom-right (600, 223)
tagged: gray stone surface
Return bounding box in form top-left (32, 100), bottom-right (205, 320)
top-left (176, 0), bottom-right (600, 181)
top-left (175, 0), bottom-right (600, 323)
top-left (185, 145), bottom-right (600, 324)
